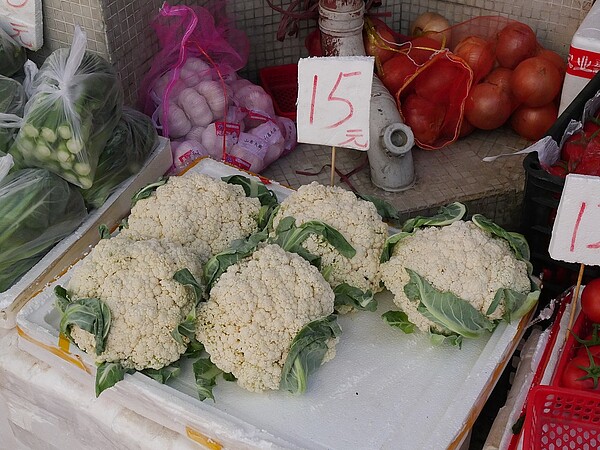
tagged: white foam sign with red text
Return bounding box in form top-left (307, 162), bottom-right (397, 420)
top-left (296, 56), bottom-right (374, 151)
top-left (0, 0), bottom-right (42, 50)
top-left (549, 174), bottom-right (600, 266)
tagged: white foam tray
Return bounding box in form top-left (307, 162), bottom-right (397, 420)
top-left (1, 137), bottom-right (172, 329)
top-left (16, 158), bottom-right (530, 449)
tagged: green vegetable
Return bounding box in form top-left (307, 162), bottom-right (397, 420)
top-left (142, 362), bottom-right (181, 384)
top-left (222, 174), bottom-right (279, 229)
top-left (0, 75), bottom-right (26, 153)
top-left (55, 286), bottom-right (111, 355)
top-left (401, 202), bottom-right (466, 233)
top-left (193, 358), bottom-right (229, 401)
top-left (203, 217), bottom-right (356, 292)
top-left (0, 169), bottom-right (87, 292)
top-left (0, 28), bottom-right (26, 77)
top-left (130, 177), bottom-right (168, 207)
top-left (356, 192), bottom-right (399, 220)
top-left (381, 311), bottom-right (416, 333)
top-left (280, 314), bottom-right (341, 395)
top-left (95, 361), bottom-right (127, 397)
top-left (333, 283), bottom-right (376, 312)
top-left (381, 202), bottom-right (467, 263)
top-left (9, 29), bottom-right (123, 188)
top-left (81, 107), bottom-right (158, 208)
top-left (404, 268), bottom-right (495, 340)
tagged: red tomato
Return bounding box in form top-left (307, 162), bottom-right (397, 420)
top-left (574, 153), bottom-right (600, 176)
top-left (562, 353), bottom-right (600, 390)
top-left (401, 93), bottom-right (446, 146)
top-left (561, 134), bottom-right (587, 171)
top-left (582, 279), bottom-right (600, 323)
top-left (546, 162), bottom-right (568, 178)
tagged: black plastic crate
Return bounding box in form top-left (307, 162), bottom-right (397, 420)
top-left (520, 72), bottom-right (600, 301)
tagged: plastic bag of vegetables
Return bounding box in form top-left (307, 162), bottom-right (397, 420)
top-left (0, 75), bottom-right (26, 153)
top-left (0, 168), bottom-right (87, 293)
top-left (0, 27), bottom-right (26, 77)
top-left (9, 26), bottom-right (123, 189)
top-left (81, 107), bottom-right (158, 208)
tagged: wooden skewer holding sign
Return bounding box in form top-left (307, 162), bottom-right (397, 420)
top-left (566, 263), bottom-right (586, 340)
top-left (330, 147), bottom-right (336, 186)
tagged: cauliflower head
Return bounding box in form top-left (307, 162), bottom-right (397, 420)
top-left (67, 235), bottom-right (203, 370)
top-left (196, 244), bottom-right (336, 392)
top-left (380, 220), bottom-right (531, 334)
top-left (272, 182), bottom-right (387, 294)
top-left (121, 173), bottom-right (261, 263)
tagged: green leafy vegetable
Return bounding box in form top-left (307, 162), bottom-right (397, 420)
top-left (429, 332), bottom-right (463, 348)
top-left (401, 202), bottom-right (467, 233)
top-left (173, 268), bottom-right (204, 305)
top-left (404, 268), bottom-right (495, 339)
top-left (81, 107), bottom-right (158, 208)
top-left (192, 358), bottom-right (225, 401)
top-left (273, 216), bottom-right (356, 259)
top-left (9, 30), bottom-right (123, 189)
top-left (380, 231), bottom-right (413, 263)
top-left (382, 310), bottom-right (416, 333)
top-left (280, 314), bottom-right (341, 395)
top-left (131, 177), bottom-right (168, 207)
top-left (222, 175), bottom-right (279, 230)
top-left (203, 230), bottom-right (269, 291)
top-left (142, 362), bottom-right (181, 384)
top-left (0, 28), bottom-right (26, 77)
top-left (57, 291), bottom-right (111, 355)
top-left (98, 224), bottom-right (111, 239)
top-left (0, 169), bottom-right (87, 293)
top-left (356, 193), bottom-right (399, 220)
top-left (471, 214), bottom-right (531, 262)
top-left (0, 75), bottom-right (26, 153)
top-left (204, 215), bottom-right (355, 296)
top-left (334, 283), bottom-right (376, 312)
top-left (95, 361), bottom-right (126, 397)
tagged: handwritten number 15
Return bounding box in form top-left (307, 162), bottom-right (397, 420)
top-left (309, 71), bottom-right (361, 128)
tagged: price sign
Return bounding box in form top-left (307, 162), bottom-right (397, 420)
top-left (0, 0), bottom-right (43, 50)
top-left (296, 56), bottom-right (374, 151)
top-left (548, 174), bottom-right (600, 266)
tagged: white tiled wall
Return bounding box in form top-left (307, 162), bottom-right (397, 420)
top-left (32, 0), bottom-right (592, 105)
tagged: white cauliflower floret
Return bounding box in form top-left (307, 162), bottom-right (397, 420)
top-left (196, 244), bottom-right (336, 392)
top-left (380, 220), bottom-right (531, 334)
top-left (121, 173), bottom-right (261, 263)
top-left (272, 182), bottom-right (387, 294)
top-left (67, 235), bottom-right (203, 371)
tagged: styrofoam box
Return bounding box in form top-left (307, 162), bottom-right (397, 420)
top-left (17, 158), bottom-right (530, 449)
top-left (0, 137), bottom-right (172, 329)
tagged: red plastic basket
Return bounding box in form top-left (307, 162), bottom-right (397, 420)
top-left (258, 64), bottom-right (298, 121)
top-left (524, 385), bottom-right (600, 449)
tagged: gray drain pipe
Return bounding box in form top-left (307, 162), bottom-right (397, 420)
top-left (318, 0), bottom-right (415, 191)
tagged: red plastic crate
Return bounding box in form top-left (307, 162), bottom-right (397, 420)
top-left (523, 308), bottom-right (600, 449)
top-left (259, 64), bottom-right (298, 121)
top-left (524, 385), bottom-right (600, 449)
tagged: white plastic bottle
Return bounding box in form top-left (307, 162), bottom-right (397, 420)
top-left (558, 1), bottom-right (600, 115)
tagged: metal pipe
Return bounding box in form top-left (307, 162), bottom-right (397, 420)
top-left (318, 0), bottom-right (415, 191)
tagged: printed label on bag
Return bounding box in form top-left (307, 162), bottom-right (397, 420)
top-left (567, 46), bottom-right (600, 79)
